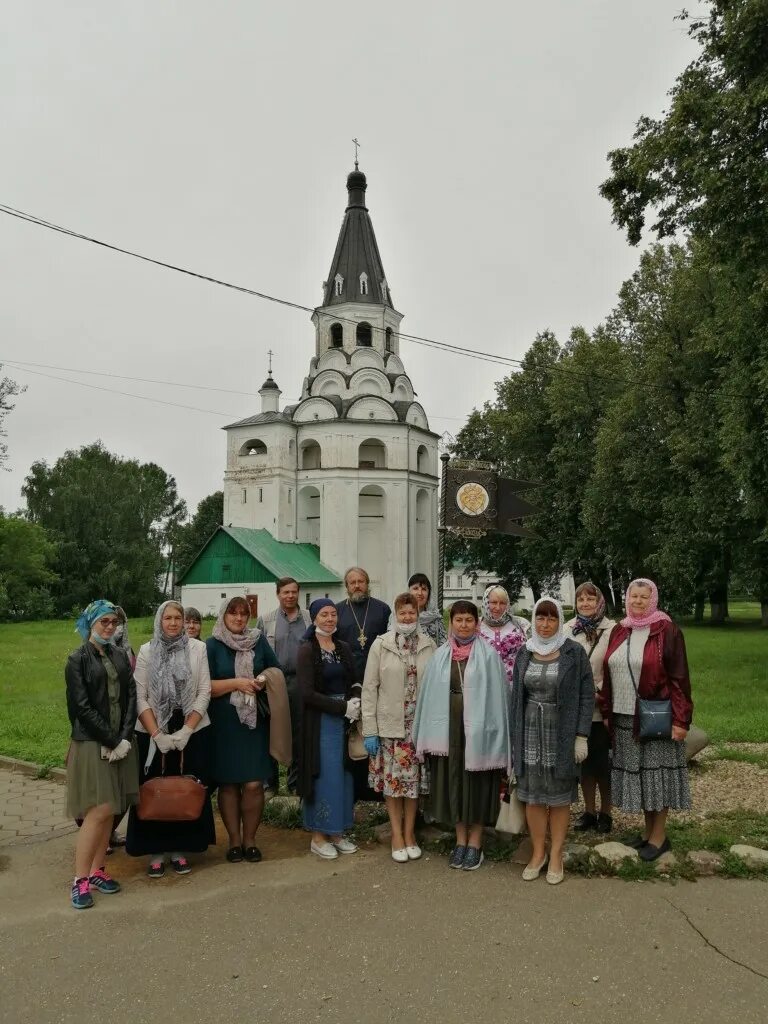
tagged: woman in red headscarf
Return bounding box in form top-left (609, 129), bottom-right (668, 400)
top-left (600, 579), bottom-right (693, 862)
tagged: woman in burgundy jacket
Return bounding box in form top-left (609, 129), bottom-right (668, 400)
top-left (599, 578), bottom-right (692, 862)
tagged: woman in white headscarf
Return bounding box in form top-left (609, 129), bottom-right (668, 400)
top-left (510, 598), bottom-right (594, 885)
top-left (478, 585), bottom-right (530, 687)
top-left (126, 600), bottom-right (215, 877)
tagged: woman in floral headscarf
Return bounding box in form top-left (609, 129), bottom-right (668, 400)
top-left (65, 600), bottom-right (139, 910)
top-left (206, 596), bottom-right (287, 864)
top-left (478, 585), bottom-right (530, 688)
top-left (563, 583), bottom-right (616, 833)
top-left (126, 600), bottom-right (215, 877)
top-left (599, 579), bottom-right (692, 862)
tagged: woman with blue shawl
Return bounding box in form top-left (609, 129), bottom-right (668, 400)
top-left (65, 599), bottom-right (140, 910)
top-left (412, 600), bottom-right (511, 871)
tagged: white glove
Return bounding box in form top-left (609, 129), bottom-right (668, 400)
top-left (574, 736), bottom-right (589, 764)
top-left (108, 739), bottom-right (132, 763)
top-left (154, 732), bottom-right (175, 754)
top-left (344, 698), bottom-right (361, 722)
top-left (171, 724), bottom-right (194, 750)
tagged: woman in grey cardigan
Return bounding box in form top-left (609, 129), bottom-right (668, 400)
top-left (510, 598), bottom-right (594, 885)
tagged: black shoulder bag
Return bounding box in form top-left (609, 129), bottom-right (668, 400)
top-left (626, 631), bottom-right (672, 741)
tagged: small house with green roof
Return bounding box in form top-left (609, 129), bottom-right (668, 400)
top-left (178, 526), bottom-right (343, 618)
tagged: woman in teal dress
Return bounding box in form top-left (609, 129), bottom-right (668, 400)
top-left (206, 596), bottom-right (280, 863)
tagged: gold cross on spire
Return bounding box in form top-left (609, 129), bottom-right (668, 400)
top-left (267, 348), bottom-right (274, 374)
top-left (352, 138), bottom-right (361, 168)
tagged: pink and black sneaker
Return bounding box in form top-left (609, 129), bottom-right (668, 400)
top-left (71, 877), bottom-right (94, 910)
top-left (88, 868), bottom-right (121, 894)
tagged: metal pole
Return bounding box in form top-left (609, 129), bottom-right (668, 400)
top-left (437, 453), bottom-right (450, 612)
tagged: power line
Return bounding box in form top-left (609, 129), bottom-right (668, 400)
top-left (5, 362), bottom-right (236, 417)
top-left (0, 201), bottom-right (716, 397)
top-left (2, 357), bottom-right (261, 398)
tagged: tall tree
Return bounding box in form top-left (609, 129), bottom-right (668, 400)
top-left (173, 491), bottom-right (224, 578)
top-left (600, 0), bottom-right (768, 621)
top-left (0, 367), bottom-right (24, 471)
top-left (23, 442), bottom-right (186, 616)
top-left (0, 510), bottom-right (57, 620)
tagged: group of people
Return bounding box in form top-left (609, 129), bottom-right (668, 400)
top-left (64, 569), bottom-right (693, 908)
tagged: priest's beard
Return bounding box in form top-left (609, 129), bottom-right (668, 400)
top-left (349, 591), bottom-right (369, 604)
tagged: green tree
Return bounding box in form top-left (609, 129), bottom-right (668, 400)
top-left (0, 367), bottom-right (24, 470)
top-left (22, 442), bottom-right (186, 616)
top-left (600, 1), bottom-right (768, 621)
top-left (173, 490), bottom-right (224, 578)
top-left (0, 510), bottom-right (58, 620)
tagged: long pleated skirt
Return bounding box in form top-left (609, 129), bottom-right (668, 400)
top-left (302, 699), bottom-right (354, 835)
top-left (611, 713), bottom-right (691, 812)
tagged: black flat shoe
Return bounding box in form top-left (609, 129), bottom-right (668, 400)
top-left (243, 846), bottom-right (262, 863)
top-left (596, 813), bottom-right (613, 834)
top-left (226, 846), bottom-right (244, 863)
top-left (625, 834), bottom-right (649, 849)
top-left (573, 812), bottom-right (598, 832)
top-left (639, 837), bottom-right (671, 862)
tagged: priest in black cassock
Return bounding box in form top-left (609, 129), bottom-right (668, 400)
top-left (336, 567), bottom-right (391, 801)
top-left (335, 567), bottom-right (392, 679)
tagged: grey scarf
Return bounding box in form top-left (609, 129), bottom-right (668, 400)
top-left (147, 601), bottom-right (194, 731)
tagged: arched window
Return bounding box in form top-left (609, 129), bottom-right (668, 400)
top-left (239, 438), bottom-right (267, 456)
top-left (416, 444), bottom-right (429, 474)
top-left (381, 279), bottom-right (388, 302)
top-left (356, 322), bottom-right (372, 347)
top-left (358, 438), bottom-right (387, 469)
top-left (359, 272), bottom-right (369, 296)
top-left (298, 486), bottom-right (321, 545)
top-left (300, 440), bottom-right (322, 470)
top-left (334, 274), bottom-right (344, 297)
top-left (385, 327), bottom-right (393, 351)
top-left (330, 323), bottom-right (343, 347)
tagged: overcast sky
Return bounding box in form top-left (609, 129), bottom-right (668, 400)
top-left (0, 1), bottom-right (696, 515)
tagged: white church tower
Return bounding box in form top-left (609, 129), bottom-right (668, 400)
top-left (222, 165), bottom-right (439, 602)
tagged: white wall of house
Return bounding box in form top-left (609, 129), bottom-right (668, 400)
top-left (443, 567), bottom-right (576, 612)
top-left (180, 581), bottom-right (347, 619)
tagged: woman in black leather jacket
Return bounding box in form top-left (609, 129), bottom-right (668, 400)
top-left (65, 599), bottom-right (140, 910)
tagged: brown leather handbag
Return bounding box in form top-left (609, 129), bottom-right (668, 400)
top-left (137, 752), bottom-right (207, 822)
top-left (347, 721), bottom-right (368, 761)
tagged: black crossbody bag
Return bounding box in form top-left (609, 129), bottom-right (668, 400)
top-left (626, 631), bottom-right (672, 741)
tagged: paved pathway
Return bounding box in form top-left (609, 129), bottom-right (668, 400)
top-left (0, 767), bottom-right (75, 847)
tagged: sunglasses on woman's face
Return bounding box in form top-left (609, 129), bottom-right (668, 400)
top-left (97, 618), bottom-right (119, 628)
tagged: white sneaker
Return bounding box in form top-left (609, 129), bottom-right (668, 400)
top-left (405, 845), bottom-right (422, 860)
top-left (391, 848), bottom-right (409, 863)
top-left (332, 837), bottom-right (358, 855)
top-left (310, 841), bottom-right (338, 860)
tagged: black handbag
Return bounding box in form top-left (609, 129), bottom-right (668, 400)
top-left (626, 632), bottom-right (672, 741)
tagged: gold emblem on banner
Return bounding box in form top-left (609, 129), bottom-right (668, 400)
top-left (456, 482), bottom-right (490, 517)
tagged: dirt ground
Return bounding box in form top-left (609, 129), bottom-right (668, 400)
top-left (1, 825), bottom-right (767, 1024)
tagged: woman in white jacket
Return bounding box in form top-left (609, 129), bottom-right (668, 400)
top-left (125, 600), bottom-right (216, 876)
top-left (362, 593), bottom-right (436, 863)
top-left (563, 583), bottom-right (616, 833)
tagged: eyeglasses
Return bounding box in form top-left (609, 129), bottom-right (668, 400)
top-left (96, 618), bottom-right (119, 628)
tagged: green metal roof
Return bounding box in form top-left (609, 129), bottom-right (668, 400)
top-left (178, 526), bottom-right (341, 586)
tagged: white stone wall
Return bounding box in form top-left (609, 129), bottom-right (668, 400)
top-left (181, 581), bottom-right (347, 619)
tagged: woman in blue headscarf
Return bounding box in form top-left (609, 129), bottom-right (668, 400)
top-left (65, 600), bottom-right (140, 910)
top-left (296, 598), bottom-right (362, 860)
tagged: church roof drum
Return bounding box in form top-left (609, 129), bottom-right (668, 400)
top-left (322, 167), bottom-right (393, 309)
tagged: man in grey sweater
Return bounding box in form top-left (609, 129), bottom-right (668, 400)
top-left (257, 577), bottom-right (310, 794)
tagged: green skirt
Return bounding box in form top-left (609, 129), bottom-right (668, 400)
top-left (66, 739), bottom-right (140, 819)
top-left (425, 689), bottom-right (503, 827)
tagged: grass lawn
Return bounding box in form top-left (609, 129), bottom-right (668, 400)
top-left (0, 607), bottom-right (766, 768)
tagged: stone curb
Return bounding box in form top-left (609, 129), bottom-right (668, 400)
top-left (0, 755), bottom-right (66, 784)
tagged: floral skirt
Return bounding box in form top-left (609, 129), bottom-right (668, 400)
top-left (368, 700), bottom-right (429, 800)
